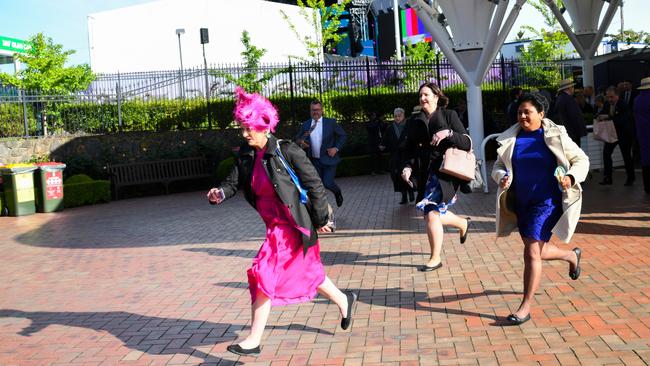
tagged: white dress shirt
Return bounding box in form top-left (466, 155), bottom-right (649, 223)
top-left (310, 118), bottom-right (323, 158)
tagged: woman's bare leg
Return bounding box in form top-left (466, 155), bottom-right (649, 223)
top-left (514, 238), bottom-right (543, 318)
top-left (540, 242), bottom-right (577, 266)
top-left (238, 291), bottom-right (271, 348)
top-left (439, 211), bottom-right (469, 237)
top-left (424, 212), bottom-right (444, 267)
top-left (317, 276), bottom-right (349, 317)
top-left (423, 211), bottom-right (468, 267)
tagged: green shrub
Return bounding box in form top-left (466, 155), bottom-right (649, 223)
top-left (65, 174), bottom-right (93, 184)
top-left (64, 179), bottom-right (111, 208)
top-left (216, 157), bottom-right (235, 182)
top-left (336, 154), bottom-right (389, 177)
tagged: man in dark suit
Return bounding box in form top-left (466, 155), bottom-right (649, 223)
top-left (600, 86), bottom-right (636, 186)
top-left (553, 78), bottom-right (586, 147)
top-left (295, 100), bottom-right (347, 206)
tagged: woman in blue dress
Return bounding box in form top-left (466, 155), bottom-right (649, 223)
top-left (492, 92), bottom-right (590, 325)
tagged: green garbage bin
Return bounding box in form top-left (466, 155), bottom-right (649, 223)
top-left (34, 162), bottom-right (67, 213)
top-left (0, 173), bottom-right (6, 216)
top-left (0, 163), bottom-right (37, 216)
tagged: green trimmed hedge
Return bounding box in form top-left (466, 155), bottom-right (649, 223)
top-left (216, 157), bottom-right (235, 182)
top-left (337, 154), bottom-right (389, 177)
top-left (64, 175), bottom-right (111, 208)
top-left (43, 88), bottom-right (534, 135)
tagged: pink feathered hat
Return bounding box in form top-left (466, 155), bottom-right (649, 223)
top-left (233, 87), bottom-right (279, 132)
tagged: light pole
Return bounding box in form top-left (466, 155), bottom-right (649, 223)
top-left (200, 28), bottom-right (211, 129)
top-left (175, 28), bottom-right (185, 99)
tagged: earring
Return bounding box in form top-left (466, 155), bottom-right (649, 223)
top-left (266, 131), bottom-right (271, 138)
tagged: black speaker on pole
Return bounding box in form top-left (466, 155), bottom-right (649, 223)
top-left (200, 28), bottom-right (209, 44)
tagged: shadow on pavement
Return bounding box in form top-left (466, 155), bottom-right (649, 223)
top-left (355, 287), bottom-right (522, 326)
top-left (186, 247), bottom-right (426, 268)
top-left (0, 309), bottom-right (334, 364)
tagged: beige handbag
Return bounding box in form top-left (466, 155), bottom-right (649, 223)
top-left (439, 134), bottom-right (476, 182)
top-left (592, 118), bottom-right (618, 143)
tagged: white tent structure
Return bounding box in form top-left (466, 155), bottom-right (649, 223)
top-left (542, 0), bottom-right (621, 89)
top-left (406, 0), bottom-right (527, 159)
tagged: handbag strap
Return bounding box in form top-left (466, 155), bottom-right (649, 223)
top-left (463, 134), bottom-right (473, 151)
top-left (275, 140), bottom-right (308, 204)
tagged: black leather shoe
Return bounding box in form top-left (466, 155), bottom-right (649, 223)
top-left (227, 344), bottom-right (261, 357)
top-left (341, 290), bottom-right (357, 330)
top-left (569, 247), bottom-right (582, 280)
top-left (506, 313), bottom-right (531, 325)
top-left (418, 262), bottom-right (443, 272)
top-left (460, 217), bottom-right (472, 244)
top-left (599, 177), bottom-right (612, 185)
top-left (335, 191), bottom-right (344, 207)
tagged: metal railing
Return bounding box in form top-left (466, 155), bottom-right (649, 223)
top-left (1, 58), bottom-right (574, 138)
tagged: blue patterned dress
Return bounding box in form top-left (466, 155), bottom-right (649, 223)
top-left (512, 128), bottom-right (563, 242)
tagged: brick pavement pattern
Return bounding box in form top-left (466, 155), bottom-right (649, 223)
top-left (0, 169), bottom-right (649, 366)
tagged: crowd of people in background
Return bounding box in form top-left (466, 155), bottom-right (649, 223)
top-left (366, 76), bottom-right (648, 196)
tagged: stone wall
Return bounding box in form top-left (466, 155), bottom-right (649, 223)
top-left (0, 136), bottom-right (77, 165)
top-left (0, 123), bottom-right (369, 178)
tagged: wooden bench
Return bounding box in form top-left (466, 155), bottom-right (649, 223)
top-left (107, 157), bottom-right (211, 199)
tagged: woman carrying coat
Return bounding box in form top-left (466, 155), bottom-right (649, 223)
top-left (492, 92), bottom-right (589, 325)
top-left (207, 87), bottom-right (356, 356)
top-left (401, 82), bottom-right (472, 272)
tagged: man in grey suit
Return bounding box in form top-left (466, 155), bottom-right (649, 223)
top-left (295, 100), bottom-right (347, 207)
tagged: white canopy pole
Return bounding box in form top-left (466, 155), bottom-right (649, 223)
top-left (544, 0), bottom-right (621, 89)
top-left (393, 0), bottom-right (402, 60)
top-left (408, 0), bottom-right (527, 159)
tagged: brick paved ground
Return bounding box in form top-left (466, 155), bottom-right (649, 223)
top-left (0, 168), bottom-right (649, 366)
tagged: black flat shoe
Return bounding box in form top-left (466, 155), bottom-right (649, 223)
top-left (341, 290), bottom-right (357, 330)
top-left (506, 313), bottom-right (531, 325)
top-left (335, 192), bottom-right (344, 207)
top-left (418, 262), bottom-right (443, 272)
top-left (460, 217), bottom-right (472, 244)
top-left (569, 247), bottom-right (582, 280)
top-left (408, 191), bottom-right (415, 202)
top-left (227, 344), bottom-right (261, 357)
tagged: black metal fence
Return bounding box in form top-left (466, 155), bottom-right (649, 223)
top-left (0, 58), bottom-right (574, 138)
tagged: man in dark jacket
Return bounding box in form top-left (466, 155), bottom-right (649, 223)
top-left (600, 86), bottom-right (636, 186)
top-left (366, 111), bottom-right (385, 175)
top-left (295, 101), bottom-right (347, 206)
top-left (552, 78), bottom-right (586, 147)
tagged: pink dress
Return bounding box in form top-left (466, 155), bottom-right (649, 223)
top-left (247, 149), bottom-right (326, 306)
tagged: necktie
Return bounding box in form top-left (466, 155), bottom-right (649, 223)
top-left (308, 119), bottom-right (318, 134)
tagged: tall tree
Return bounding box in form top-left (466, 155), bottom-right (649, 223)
top-left (0, 33), bottom-right (95, 135)
top-left (0, 33), bottom-right (95, 94)
top-left (607, 29), bottom-right (650, 45)
top-left (517, 0), bottom-right (570, 86)
top-left (211, 31), bottom-right (285, 93)
top-left (280, 0), bottom-right (351, 62)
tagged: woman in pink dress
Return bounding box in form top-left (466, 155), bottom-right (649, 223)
top-left (207, 87), bottom-right (356, 357)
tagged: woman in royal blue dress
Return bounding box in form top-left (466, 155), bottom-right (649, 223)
top-left (492, 92), bottom-right (590, 325)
